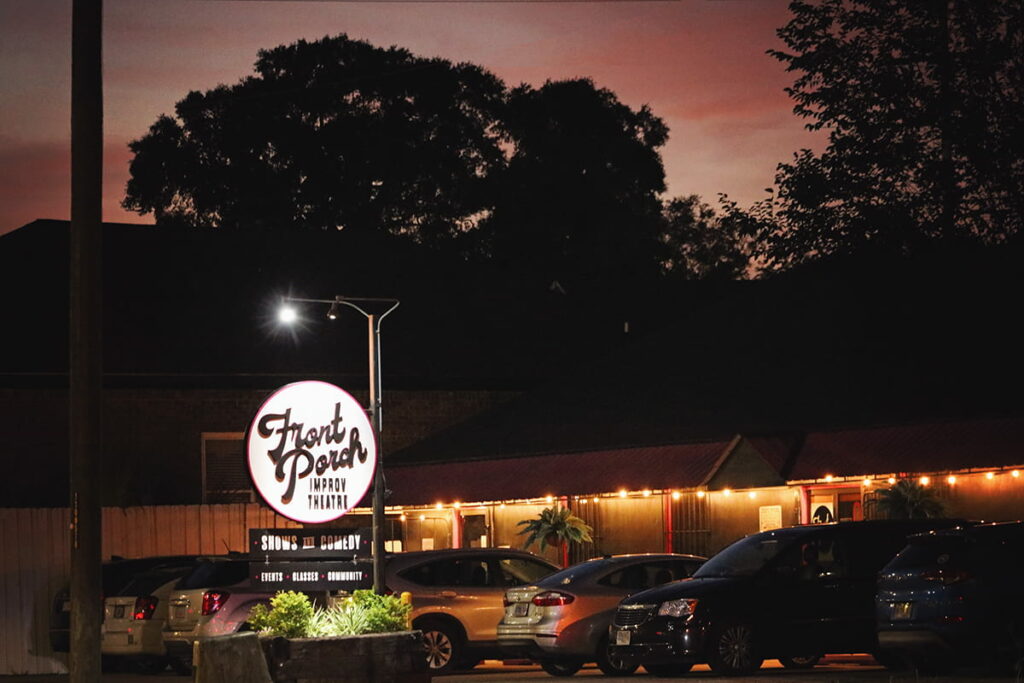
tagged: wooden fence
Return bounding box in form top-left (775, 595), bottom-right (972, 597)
top-left (0, 504), bottom-right (299, 675)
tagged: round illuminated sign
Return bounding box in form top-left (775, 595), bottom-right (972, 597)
top-left (246, 381), bottom-right (377, 524)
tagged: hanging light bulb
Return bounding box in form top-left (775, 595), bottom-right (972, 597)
top-left (327, 301), bottom-right (340, 320)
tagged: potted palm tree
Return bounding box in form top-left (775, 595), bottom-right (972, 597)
top-left (875, 479), bottom-right (947, 519)
top-left (517, 505), bottom-right (593, 551)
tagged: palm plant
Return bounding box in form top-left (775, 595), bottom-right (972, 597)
top-left (517, 505), bottom-right (593, 551)
top-left (875, 480), bottom-right (946, 519)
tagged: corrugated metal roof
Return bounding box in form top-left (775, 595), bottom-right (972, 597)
top-left (784, 416), bottom-right (1024, 480)
top-left (385, 441), bottom-right (731, 506)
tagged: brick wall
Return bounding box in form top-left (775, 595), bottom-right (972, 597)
top-left (0, 387), bottom-right (517, 507)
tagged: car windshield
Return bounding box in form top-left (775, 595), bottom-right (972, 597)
top-left (693, 534), bottom-right (793, 578)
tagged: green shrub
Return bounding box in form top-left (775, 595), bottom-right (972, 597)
top-left (249, 589), bottom-right (411, 638)
top-left (248, 590), bottom-right (315, 638)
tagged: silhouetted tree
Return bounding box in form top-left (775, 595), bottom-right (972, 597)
top-left (744, 0), bottom-right (1024, 271)
top-left (123, 35), bottom-right (506, 241)
top-left (659, 195), bottom-right (753, 280)
top-left (476, 78), bottom-right (669, 289)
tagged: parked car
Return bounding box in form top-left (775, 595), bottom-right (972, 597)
top-left (609, 520), bottom-right (965, 676)
top-left (49, 554), bottom-right (201, 655)
top-left (101, 561), bottom-right (205, 673)
top-left (384, 548), bottom-right (560, 674)
top-left (162, 557), bottom-right (275, 670)
top-left (876, 521), bottom-right (1024, 674)
top-left (497, 553), bottom-right (706, 677)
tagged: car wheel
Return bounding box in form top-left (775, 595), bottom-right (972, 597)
top-left (596, 635), bottom-right (639, 676)
top-left (779, 654), bottom-right (820, 669)
top-left (540, 660), bottom-right (582, 677)
top-left (872, 648), bottom-right (908, 672)
top-left (706, 622), bottom-right (763, 675)
top-left (416, 618), bottom-right (462, 675)
top-left (644, 662), bottom-right (693, 677)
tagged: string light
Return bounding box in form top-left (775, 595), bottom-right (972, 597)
top-left (545, 495), bottom-right (554, 504)
top-left (722, 488), bottom-right (732, 496)
top-left (642, 489), bottom-right (652, 497)
top-left (888, 477), bottom-right (897, 485)
top-left (1014, 470), bottom-right (1021, 478)
top-left (824, 475), bottom-right (833, 483)
top-left (399, 513), bottom-right (407, 521)
top-left (696, 490), bottom-right (706, 498)
top-left (987, 472), bottom-right (995, 480)
top-left (748, 491), bottom-right (757, 499)
top-left (592, 497), bottom-right (599, 504)
top-left (453, 501), bottom-right (461, 509)
top-left (919, 476), bottom-right (930, 486)
top-left (672, 491), bottom-right (681, 500)
top-left (499, 503), bottom-right (506, 509)
top-left (862, 478), bottom-right (872, 487)
top-left (419, 514), bottom-right (426, 521)
top-left (435, 502), bottom-right (443, 510)
top-left (947, 475), bottom-right (957, 485)
top-left (618, 489), bottom-right (628, 498)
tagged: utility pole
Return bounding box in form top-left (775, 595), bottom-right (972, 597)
top-left (69, 1), bottom-right (103, 681)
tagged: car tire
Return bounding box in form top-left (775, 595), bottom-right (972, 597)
top-left (779, 654), bottom-right (820, 669)
top-left (643, 662), bottom-right (693, 677)
top-left (416, 618), bottom-right (463, 675)
top-left (596, 635), bottom-right (639, 676)
top-left (872, 648), bottom-right (908, 672)
top-left (540, 660), bottom-right (582, 677)
top-left (706, 622), bottom-right (763, 675)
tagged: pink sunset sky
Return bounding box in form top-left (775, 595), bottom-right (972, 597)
top-left (0, 0), bottom-right (822, 236)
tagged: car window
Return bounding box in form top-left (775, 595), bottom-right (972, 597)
top-left (399, 558), bottom-right (493, 587)
top-left (885, 536), bottom-right (969, 572)
top-left (118, 566), bottom-right (195, 597)
top-left (773, 536), bottom-right (849, 580)
top-left (597, 561), bottom-right (689, 590)
top-left (499, 557), bottom-right (556, 587)
top-left (178, 560), bottom-right (249, 589)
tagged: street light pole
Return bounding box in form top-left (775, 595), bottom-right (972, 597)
top-left (281, 295), bottom-right (399, 594)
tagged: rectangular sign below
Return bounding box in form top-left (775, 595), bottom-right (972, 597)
top-left (252, 561), bottom-right (372, 592)
top-left (249, 527), bottom-right (372, 558)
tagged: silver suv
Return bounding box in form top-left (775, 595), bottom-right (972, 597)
top-left (385, 548), bottom-right (559, 674)
top-left (498, 553), bottom-right (705, 676)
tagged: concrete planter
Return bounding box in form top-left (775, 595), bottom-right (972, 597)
top-left (261, 631), bottom-right (430, 683)
top-left (194, 631), bottom-right (429, 683)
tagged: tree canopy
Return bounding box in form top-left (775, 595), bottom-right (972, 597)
top-left (738, 0), bottom-right (1024, 272)
top-left (124, 35), bottom-right (507, 241)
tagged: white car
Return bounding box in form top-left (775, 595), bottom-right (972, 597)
top-left (163, 558), bottom-right (276, 671)
top-left (101, 560), bottom-right (204, 673)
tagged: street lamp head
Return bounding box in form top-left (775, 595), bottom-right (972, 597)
top-left (327, 301), bottom-right (340, 320)
top-left (278, 304), bottom-right (298, 325)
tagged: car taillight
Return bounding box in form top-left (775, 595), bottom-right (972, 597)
top-left (201, 590), bottom-right (230, 615)
top-left (920, 569), bottom-right (971, 585)
top-left (532, 591), bottom-right (574, 607)
top-left (133, 596), bottom-right (158, 620)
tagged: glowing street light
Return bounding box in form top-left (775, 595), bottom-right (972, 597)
top-left (278, 295), bottom-right (399, 594)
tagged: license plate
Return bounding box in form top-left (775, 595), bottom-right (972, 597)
top-left (172, 605), bottom-right (187, 620)
top-left (114, 605), bottom-right (125, 619)
top-left (513, 602), bottom-right (529, 617)
top-left (891, 602), bottom-right (913, 620)
top-left (615, 629), bottom-right (631, 646)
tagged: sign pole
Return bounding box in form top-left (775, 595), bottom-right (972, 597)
top-left (369, 313), bottom-right (386, 594)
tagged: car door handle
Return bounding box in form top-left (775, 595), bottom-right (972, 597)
top-left (439, 591), bottom-right (457, 599)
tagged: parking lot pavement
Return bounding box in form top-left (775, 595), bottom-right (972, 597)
top-left (2, 657), bottom-right (1020, 682)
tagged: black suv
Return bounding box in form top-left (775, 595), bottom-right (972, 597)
top-left (877, 521), bottom-right (1024, 674)
top-left (609, 520), bottom-right (964, 676)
